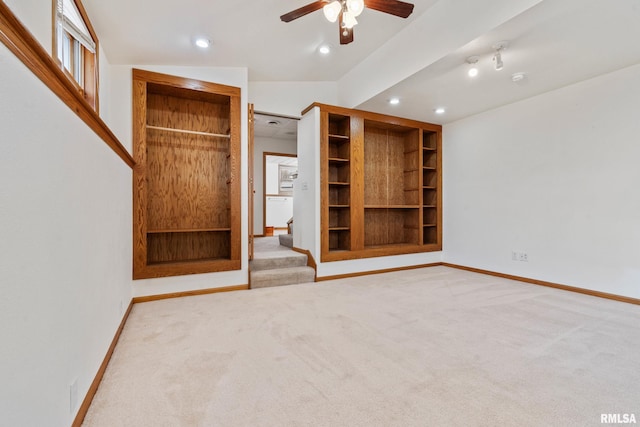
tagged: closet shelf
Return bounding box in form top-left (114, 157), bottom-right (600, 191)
top-left (147, 228), bottom-right (231, 234)
top-left (146, 125), bottom-right (230, 139)
top-left (365, 205), bottom-right (420, 209)
top-left (328, 157), bottom-right (349, 162)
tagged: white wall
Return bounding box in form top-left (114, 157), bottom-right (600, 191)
top-left (253, 137), bottom-right (297, 234)
top-left (443, 64), bottom-right (640, 299)
top-left (4, 0), bottom-right (53, 52)
top-left (108, 65), bottom-right (250, 297)
top-left (0, 42), bottom-right (132, 426)
top-left (294, 109), bottom-right (320, 256)
top-left (249, 81), bottom-right (338, 118)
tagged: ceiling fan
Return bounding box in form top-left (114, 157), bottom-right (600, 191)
top-left (280, 0), bottom-right (414, 45)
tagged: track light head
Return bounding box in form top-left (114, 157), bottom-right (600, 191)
top-left (492, 41), bottom-right (508, 71)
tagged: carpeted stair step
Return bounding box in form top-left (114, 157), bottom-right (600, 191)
top-left (250, 253), bottom-right (307, 271)
top-left (278, 234), bottom-right (293, 247)
top-left (250, 266), bottom-right (316, 289)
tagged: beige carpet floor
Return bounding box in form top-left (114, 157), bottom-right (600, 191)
top-left (82, 266), bottom-right (640, 426)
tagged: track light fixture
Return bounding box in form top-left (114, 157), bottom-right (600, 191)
top-left (492, 41), bottom-right (508, 71)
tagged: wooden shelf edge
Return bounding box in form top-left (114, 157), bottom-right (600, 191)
top-left (321, 244), bottom-right (441, 262)
top-left (0, 3), bottom-right (134, 168)
top-left (364, 205), bottom-right (420, 209)
top-left (328, 134), bottom-right (350, 140)
top-left (147, 228), bottom-right (231, 233)
top-left (133, 259), bottom-right (241, 280)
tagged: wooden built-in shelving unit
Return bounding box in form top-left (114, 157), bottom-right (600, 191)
top-left (309, 103), bottom-right (442, 262)
top-left (132, 69), bottom-right (241, 279)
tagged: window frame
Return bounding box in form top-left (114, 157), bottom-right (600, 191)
top-left (52, 0), bottom-right (99, 112)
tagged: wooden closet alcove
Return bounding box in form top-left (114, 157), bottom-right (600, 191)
top-left (132, 69), bottom-right (241, 279)
top-left (302, 103), bottom-right (442, 263)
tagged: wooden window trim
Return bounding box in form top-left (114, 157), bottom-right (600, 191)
top-left (52, 0), bottom-right (99, 113)
top-left (0, 2), bottom-right (133, 167)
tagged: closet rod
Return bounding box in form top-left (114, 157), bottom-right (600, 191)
top-left (146, 125), bottom-right (230, 139)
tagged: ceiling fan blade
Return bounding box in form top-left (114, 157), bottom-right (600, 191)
top-left (280, 1), bottom-right (327, 22)
top-left (364, 0), bottom-right (414, 18)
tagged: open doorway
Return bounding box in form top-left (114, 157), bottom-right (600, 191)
top-left (252, 113), bottom-right (298, 238)
top-left (263, 153), bottom-right (297, 236)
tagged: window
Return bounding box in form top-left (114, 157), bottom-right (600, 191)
top-left (54, 0), bottom-right (98, 110)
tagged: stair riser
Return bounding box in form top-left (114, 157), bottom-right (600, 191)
top-left (250, 256), bottom-right (307, 271)
top-left (250, 267), bottom-right (315, 289)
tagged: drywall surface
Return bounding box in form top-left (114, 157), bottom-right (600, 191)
top-left (4, 0), bottom-right (53, 53)
top-left (249, 81), bottom-right (338, 118)
top-left (443, 64), bottom-right (640, 298)
top-left (253, 137), bottom-right (297, 234)
top-left (108, 65), bottom-right (250, 297)
top-left (294, 109), bottom-right (320, 257)
top-left (0, 42), bottom-right (132, 426)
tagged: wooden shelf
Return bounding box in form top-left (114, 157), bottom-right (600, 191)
top-left (147, 228), bottom-right (231, 234)
top-left (365, 205), bottom-right (420, 209)
top-left (423, 205), bottom-right (437, 208)
top-left (313, 103), bottom-right (442, 261)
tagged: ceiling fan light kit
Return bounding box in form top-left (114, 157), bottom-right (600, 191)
top-left (281, 0), bottom-right (414, 45)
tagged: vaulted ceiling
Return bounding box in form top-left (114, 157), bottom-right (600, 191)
top-left (84, 0), bottom-right (640, 124)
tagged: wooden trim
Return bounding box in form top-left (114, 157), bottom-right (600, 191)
top-left (132, 284), bottom-right (249, 304)
top-left (442, 263), bottom-right (640, 306)
top-left (317, 262), bottom-right (442, 281)
top-left (252, 234), bottom-right (265, 238)
top-left (71, 300), bottom-right (134, 427)
top-left (132, 68), bottom-right (240, 97)
top-left (292, 246), bottom-right (318, 280)
top-left (302, 102), bottom-right (442, 132)
top-left (0, 2), bottom-right (133, 168)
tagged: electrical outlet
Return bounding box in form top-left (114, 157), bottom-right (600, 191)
top-left (512, 251), bottom-right (529, 262)
top-left (70, 379), bottom-right (78, 413)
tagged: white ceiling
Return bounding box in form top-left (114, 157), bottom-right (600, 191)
top-left (83, 0), bottom-right (640, 124)
top-left (254, 113), bottom-right (298, 140)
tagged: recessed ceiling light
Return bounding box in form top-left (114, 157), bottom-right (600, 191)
top-left (466, 56), bottom-right (479, 78)
top-left (389, 98), bottom-right (400, 105)
top-left (434, 108), bottom-right (445, 115)
top-left (319, 45), bottom-right (331, 55)
top-left (195, 38), bottom-right (210, 48)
